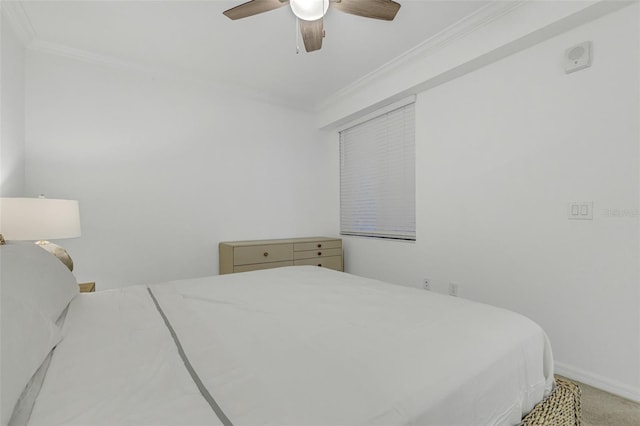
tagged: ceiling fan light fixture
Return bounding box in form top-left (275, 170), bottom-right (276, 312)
top-left (290, 0), bottom-right (329, 21)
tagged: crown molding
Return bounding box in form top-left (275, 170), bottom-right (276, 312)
top-left (314, 0), bottom-right (527, 112)
top-left (27, 39), bottom-right (312, 112)
top-left (315, 0), bottom-right (633, 129)
top-left (28, 39), bottom-right (153, 74)
top-left (1, 0), bottom-right (36, 45)
top-left (6, 0), bottom-right (308, 111)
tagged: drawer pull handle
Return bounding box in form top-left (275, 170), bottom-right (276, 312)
top-left (317, 244), bottom-right (322, 248)
top-left (263, 252), bottom-right (269, 257)
top-left (317, 251), bottom-right (322, 256)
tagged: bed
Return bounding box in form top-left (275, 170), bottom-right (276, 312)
top-left (1, 242), bottom-right (571, 425)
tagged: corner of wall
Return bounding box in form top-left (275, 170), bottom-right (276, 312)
top-left (1, 8), bottom-right (27, 196)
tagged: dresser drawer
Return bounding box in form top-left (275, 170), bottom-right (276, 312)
top-left (233, 244), bottom-right (293, 266)
top-left (219, 237), bottom-right (342, 275)
top-left (294, 240), bottom-right (342, 251)
top-left (234, 261), bottom-right (294, 273)
top-left (293, 248), bottom-right (342, 260)
top-left (294, 256), bottom-right (343, 271)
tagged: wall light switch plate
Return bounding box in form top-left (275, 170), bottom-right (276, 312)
top-left (568, 202), bottom-right (593, 220)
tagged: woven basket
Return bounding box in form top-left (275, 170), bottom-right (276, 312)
top-left (520, 376), bottom-right (582, 426)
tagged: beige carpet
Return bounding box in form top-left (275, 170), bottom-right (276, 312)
top-left (557, 376), bottom-right (640, 426)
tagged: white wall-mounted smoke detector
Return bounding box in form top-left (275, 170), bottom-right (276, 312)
top-left (565, 41), bottom-right (592, 74)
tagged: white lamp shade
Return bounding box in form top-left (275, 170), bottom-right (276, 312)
top-left (0, 198), bottom-right (81, 241)
top-left (290, 0), bottom-right (329, 21)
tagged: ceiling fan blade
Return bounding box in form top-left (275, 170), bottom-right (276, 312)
top-left (223, 0), bottom-right (289, 20)
top-left (332, 0), bottom-right (401, 21)
top-left (299, 18), bottom-right (324, 52)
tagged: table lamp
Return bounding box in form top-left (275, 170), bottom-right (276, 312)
top-left (0, 196), bottom-right (81, 271)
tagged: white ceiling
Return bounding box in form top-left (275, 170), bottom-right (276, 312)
top-left (17, 0), bottom-right (490, 108)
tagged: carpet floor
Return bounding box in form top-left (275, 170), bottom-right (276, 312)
top-left (556, 376), bottom-right (640, 426)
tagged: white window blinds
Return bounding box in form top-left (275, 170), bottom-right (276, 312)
top-left (339, 102), bottom-right (416, 240)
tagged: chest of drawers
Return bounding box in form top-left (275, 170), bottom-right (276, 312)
top-left (219, 237), bottom-right (343, 274)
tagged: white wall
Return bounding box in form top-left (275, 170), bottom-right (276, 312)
top-left (0, 11), bottom-right (26, 196)
top-left (25, 51), bottom-right (337, 289)
top-left (336, 4), bottom-right (639, 400)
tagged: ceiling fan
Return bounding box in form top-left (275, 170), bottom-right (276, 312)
top-left (223, 0), bottom-right (401, 53)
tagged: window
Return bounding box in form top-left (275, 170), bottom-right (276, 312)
top-left (339, 101), bottom-right (416, 240)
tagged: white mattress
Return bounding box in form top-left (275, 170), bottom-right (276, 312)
top-left (28, 266), bottom-right (553, 425)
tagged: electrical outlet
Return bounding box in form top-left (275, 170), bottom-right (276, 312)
top-left (568, 201), bottom-right (593, 220)
top-left (423, 278), bottom-right (431, 291)
top-left (449, 282), bottom-right (459, 297)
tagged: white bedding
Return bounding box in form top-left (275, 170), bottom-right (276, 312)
top-left (28, 266), bottom-right (554, 425)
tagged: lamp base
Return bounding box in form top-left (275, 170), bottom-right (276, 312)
top-left (36, 241), bottom-right (74, 271)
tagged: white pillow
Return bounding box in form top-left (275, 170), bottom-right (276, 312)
top-left (0, 294), bottom-right (61, 426)
top-left (0, 242), bottom-right (79, 323)
top-left (0, 243), bottom-right (78, 425)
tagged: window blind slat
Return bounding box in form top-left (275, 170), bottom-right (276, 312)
top-left (339, 103), bottom-right (416, 240)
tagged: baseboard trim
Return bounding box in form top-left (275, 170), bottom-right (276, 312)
top-left (554, 361), bottom-right (640, 403)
